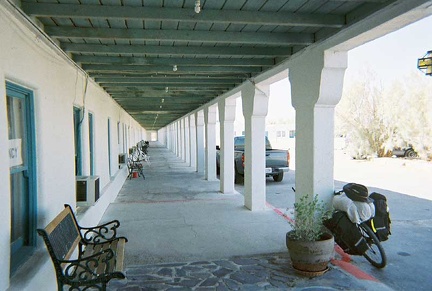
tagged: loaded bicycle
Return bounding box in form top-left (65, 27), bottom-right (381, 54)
top-left (325, 183), bottom-right (391, 269)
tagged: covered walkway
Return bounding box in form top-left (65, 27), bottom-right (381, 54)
top-left (101, 142), bottom-right (390, 290)
top-left (2, 1), bottom-right (432, 289)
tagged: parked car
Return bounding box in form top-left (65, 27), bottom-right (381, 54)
top-left (392, 146), bottom-right (418, 158)
top-left (216, 136), bottom-right (290, 183)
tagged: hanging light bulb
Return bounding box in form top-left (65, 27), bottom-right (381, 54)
top-left (161, 98), bottom-right (165, 103)
top-left (194, 0), bottom-right (201, 13)
top-left (165, 87), bottom-right (169, 93)
top-left (173, 65), bottom-right (178, 72)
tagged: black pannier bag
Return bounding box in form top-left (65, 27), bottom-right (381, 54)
top-left (324, 211), bottom-right (369, 255)
top-left (367, 192), bottom-right (391, 241)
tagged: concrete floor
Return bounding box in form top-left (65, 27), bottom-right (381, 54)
top-left (101, 142), bottom-right (398, 290)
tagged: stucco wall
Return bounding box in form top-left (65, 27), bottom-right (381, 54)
top-left (0, 4), bottom-right (145, 290)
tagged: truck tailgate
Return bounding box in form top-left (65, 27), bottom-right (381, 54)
top-left (266, 149), bottom-right (289, 168)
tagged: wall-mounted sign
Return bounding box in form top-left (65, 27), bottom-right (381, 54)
top-left (9, 139), bottom-right (23, 167)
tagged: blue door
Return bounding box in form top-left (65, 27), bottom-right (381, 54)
top-left (6, 82), bottom-right (37, 274)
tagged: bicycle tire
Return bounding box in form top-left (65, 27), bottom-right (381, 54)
top-left (360, 223), bottom-right (387, 268)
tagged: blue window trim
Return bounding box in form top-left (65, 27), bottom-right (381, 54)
top-left (88, 112), bottom-right (95, 176)
top-left (107, 118), bottom-right (112, 177)
top-left (6, 82), bottom-right (38, 272)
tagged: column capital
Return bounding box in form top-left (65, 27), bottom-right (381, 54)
top-left (218, 98), bottom-right (236, 122)
top-left (290, 49), bottom-right (347, 109)
top-left (195, 110), bottom-right (204, 126)
top-left (189, 114), bottom-right (196, 127)
top-left (241, 82), bottom-right (269, 118)
top-left (204, 105), bottom-right (217, 124)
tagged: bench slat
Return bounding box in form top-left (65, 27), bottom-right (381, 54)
top-left (115, 238), bottom-right (126, 272)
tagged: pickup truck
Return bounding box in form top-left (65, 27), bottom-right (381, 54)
top-left (216, 136), bottom-right (290, 183)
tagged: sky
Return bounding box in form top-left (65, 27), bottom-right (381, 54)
top-left (265, 14), bottom-right (432, 121)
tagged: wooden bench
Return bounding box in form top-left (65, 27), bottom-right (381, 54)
top-left (37, 204), bottom-right (128, 291)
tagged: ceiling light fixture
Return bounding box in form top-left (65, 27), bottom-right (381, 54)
top-left (161, 98), bottom-right (165, 103)
top-left (194, 0), bottom-right (201, 13)
top-left (173, 65), bottom-right (178, 72)
top-left (165, 87), bottom-right (169, 93)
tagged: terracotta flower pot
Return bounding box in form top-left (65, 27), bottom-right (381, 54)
top-left (286, 231), bottom-right (334, 276)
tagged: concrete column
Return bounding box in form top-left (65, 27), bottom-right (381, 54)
top-left (189, 114), bottom-right (197, 171)
top-left (157, 127), bottom-right (167, 146)
top-left (180, 118), bottom-right (185, 161)
top-left (241, 82), bottom-right (270, 211)
top-left (218, 97), bottom-right (237, 194)
top-left (289, 50), bottom-right (347, 207)
top-left (171, 123), bottom-right (175, 152)
top-left (184, 116), bottom-right (190, 165)
top-left (204, 105), bottom-right (217, 181)
top-left (176, 121), bottom-right (181, 157)
top-left (195, 111), bottom-right (205, 173)
top-left (167, 124), bottom-right (172, 151)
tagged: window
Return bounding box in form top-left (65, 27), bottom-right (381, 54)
top-left (6, 82), bottom-right (37, 274)
top-left (289, 130), bottom-right (296, 138)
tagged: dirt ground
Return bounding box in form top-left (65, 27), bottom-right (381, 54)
top-left (333, 150), bottom-right (432, 201)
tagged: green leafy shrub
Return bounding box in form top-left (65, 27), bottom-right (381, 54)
top-left (288, 194), bottom-right (331, 241)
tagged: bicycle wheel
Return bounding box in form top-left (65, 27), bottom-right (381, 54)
top-left (360, 223), bottom-right (387, 268)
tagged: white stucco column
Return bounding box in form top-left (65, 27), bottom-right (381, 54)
top-left (195, 110), bottom-right (205, 173)
top-left (204, 105), bottom-right (217, 181)
top-left (180, 118), bottom-right (185, 161)
top-left (176, 121), bottom-right (181, 157)
top-left (241, 82), bottom-right (270, 211)
top-left (189, 114), bottom-right (197, 171)
top-left (168, 124), bottom-right (173, 151)
top-left (218, 97), bottom-right (236, 194)
top-left (184, 117), bottom-right (190, 165)
top-left (289, 49), bottom-right (347, 207)
top-left (171, 123), bottom-right (175, 154)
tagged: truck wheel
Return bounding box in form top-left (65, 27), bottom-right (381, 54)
top-left (273, 172), bottom-right (284, 182)
top-left (235, 169), bottom-right (244, 184)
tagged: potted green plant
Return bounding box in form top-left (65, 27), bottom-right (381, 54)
top-left (286, 194), bottom-right (334, 277)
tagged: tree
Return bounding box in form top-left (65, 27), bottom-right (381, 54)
top-left (335, 69), bottom-right (432, 159)
top-left (388, 73), bottom-right (432, 159)
top-left (336, 69), bottom-right (394, 158)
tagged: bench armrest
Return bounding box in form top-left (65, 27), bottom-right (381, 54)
top-left (80, 220), bottom-right (122, 243)
top-left (60, 249), bottom-right (125, 282)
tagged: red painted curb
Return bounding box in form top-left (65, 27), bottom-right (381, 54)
top-left (331, 259), bottom-right (379, 282)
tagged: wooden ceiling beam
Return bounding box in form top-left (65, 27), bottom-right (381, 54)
top-left (62, 43), bottom-right (292, 57)
top-left (83, 64), bottom-right (261, 74)
top-left (95, 77), bottom-right (240, 84)
top-left (74, 55), bottom-right (274, 67)
top-left (46, 27), bottom-right (314, 46)
top-left (22, 3), bottom-right (345, 28)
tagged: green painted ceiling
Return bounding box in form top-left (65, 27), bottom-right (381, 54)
top-left (19, 0), bottom-right (396, 130)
